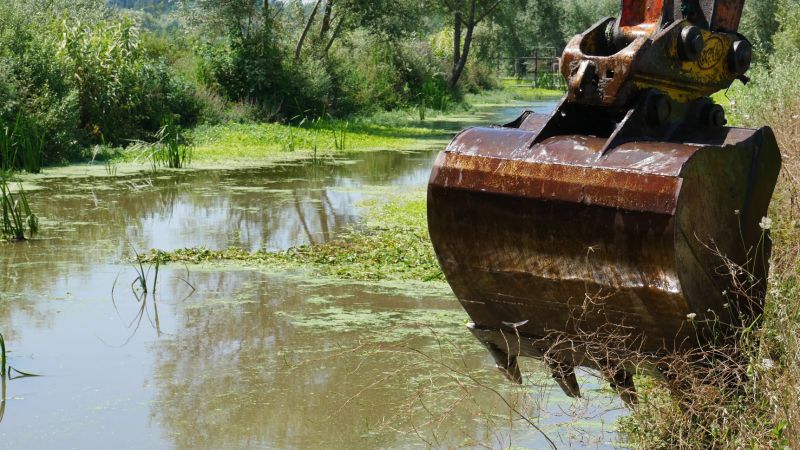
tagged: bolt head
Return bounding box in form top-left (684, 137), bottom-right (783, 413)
top-left (708, 105), bottom-right (727, 127)
top-left (730, 40), bottom-right (752, 74)
top-left (680, 26), bottom-right (704, 61)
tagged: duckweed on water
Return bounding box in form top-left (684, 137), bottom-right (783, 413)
top-left (274, 307), bottom-right (468, 342)
top-left (143, 193), bottom-right (443, 283)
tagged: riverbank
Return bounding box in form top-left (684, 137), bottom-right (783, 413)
top-left (3, 88), bottom-right (562, 181)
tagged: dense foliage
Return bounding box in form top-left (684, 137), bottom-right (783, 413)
top-left (0, 0), bottom-right (627, 170)
top-left (0, 0), bottom-right (198, 167)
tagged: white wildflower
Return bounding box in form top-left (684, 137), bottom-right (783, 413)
top-left (686, 313), bottom-right (697, 321)
top-left (759, 216), bottom-right (773, 230)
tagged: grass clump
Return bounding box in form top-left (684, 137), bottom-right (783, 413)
top-left (1, 180), bottom-right (38, 241)
top-left (152, 118), bottom-right (191, 169)
top-left (143, 193), bottom-right (443, 282)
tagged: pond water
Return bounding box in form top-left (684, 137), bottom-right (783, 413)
top-left (0, 100), bottom-right (627, 449)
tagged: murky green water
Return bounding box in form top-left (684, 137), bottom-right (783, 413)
top-left (0, 101), bottom-right (627, 449)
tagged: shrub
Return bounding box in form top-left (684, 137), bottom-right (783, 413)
top-left (0, 0), bottom-right (202, 167)
top-left (0, 2), bottom-right (81, 164)
top-left (197, 27), bottom-right (330, 121)
top-left (56, 17), bottom-right (201, 144)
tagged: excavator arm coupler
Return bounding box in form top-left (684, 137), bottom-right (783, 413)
top-left (427, 0), bottom-right (781, 399)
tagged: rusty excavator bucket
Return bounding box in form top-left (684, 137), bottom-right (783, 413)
top-left (428, 0), bottom-right (781, 400)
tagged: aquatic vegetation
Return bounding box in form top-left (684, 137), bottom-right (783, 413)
top-left (89, 141), bottom-right (121, 176)
top-left (127, 246), bottom-right (164, 294)
top-left (0, 333), bottom-right (5, 379)
top-left (112, 248), bottom-right (196, 343)
top-left (1, 180), bottom-right (39, 241)
top-left (129, 118), bottom-right (192, 170)
top-left (189, 120), bottom-right (446, 163)
top-left (153, 118), bottom-right (192, 169)
top-left (170, 89), bottom-right (564, 166)
top-left (275, 307), bottom-right (468, 342)
top-left (281, 119), bottom-right (301, 152)
top-left (105, 160), bottom-right (118, 176)
top-left (0, 333), bottom-right (40, 380)
top-left (331, 120), bottom-right (349, 151)
top-left (143, 193), bottom-right (443, 282)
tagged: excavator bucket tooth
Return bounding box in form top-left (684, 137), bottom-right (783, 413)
top-left (608, 369), bottom-right (637, 406)
top-left (548, 363), bottom-right (581, 399)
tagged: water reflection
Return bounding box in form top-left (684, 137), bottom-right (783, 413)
top-left (146, 270), bottom-right (622, 449)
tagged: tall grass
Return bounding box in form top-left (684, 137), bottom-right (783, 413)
top-left (127, 245), bottom-right (163, 295)
top-left (0, 333), bottom-right (5, 379)
top-left (420, 78), bottom-right (451, 112)
top-left (617, 51), bottom-right (800, 448)
top-left (0, 115), bottom-right (44, 174)
top-left (331, 121), bottom-right (349, 151)
top-left (282, 119), bottom-right (302, 153)
top-left (134, 117), bottom-right (192, 170)
top-left (1, 180), bottom-right (39, 241)
top-left (153, 118), bottom-right (191, 169)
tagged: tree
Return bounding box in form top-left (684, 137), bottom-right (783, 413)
top-left (739, 0), bottom-right (779, 58)
top-left (293, 0), bottom-right (424, 59)
top-left (180, 0), bottom-right (276, 40)
top-left (560, 0), bottom-right (616, 42)
top-left (440, 0), bottom-right (504, 89)
top-left (295, 0), bottom-right (322, 58)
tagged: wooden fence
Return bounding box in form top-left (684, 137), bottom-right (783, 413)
top-left (493, 48), bottom-right (565, 90)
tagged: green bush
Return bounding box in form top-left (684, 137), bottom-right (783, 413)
top-left (197, 28), bottom-right (330, 121)
top-left (0, 2), bottom-right (80, 164)
top-left (0, 0), bottom-right (202, 167)
top-left (57, 17), bottom-right (201, 143)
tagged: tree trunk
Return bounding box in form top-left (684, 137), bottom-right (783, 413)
top-left (324, 17), bottom-right (344, 55)
top-left (295, 0), bottom-right (323, 59)
top-left (449, 0), bottom-right (476, 89)
top-left (453, 11), bottom-right (462, 69)
top-left (319, 0), bottom-right (334, 41)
